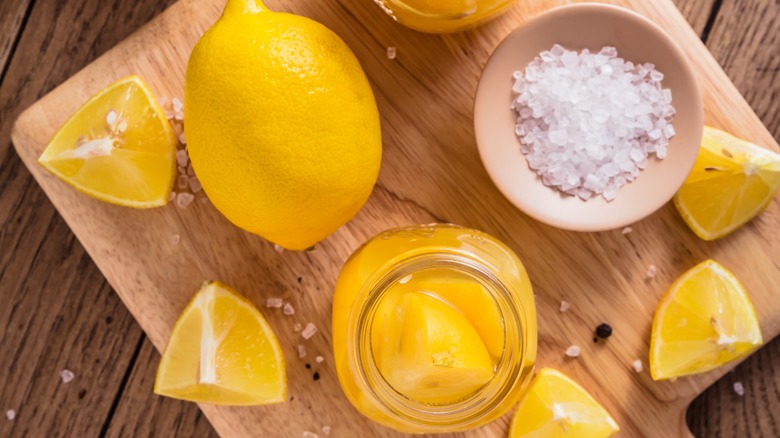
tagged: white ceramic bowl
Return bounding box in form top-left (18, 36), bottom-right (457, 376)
top-left (474, 3), bottom-right (703, 231)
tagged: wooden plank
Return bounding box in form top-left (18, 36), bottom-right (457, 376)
top-left (672, 0), bottom-right (716, 36)
top-left (103, 338), bottom-right (218, 438)
top-left (9, 0), bottom-right (780, 437)
top-left (686, 0), bottom-right (780, 436)
top-left (0, 0), bottom-right (200, 436)
top-left (0, 0), bottom-right (32, 75)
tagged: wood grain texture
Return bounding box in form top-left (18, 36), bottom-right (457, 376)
top-left (104, 338), bottom-right (219, 438)
top-left (671, 0), bottom-right (716, 35)
top-left (0, 0), bottom-right (32, 76)
top-left (0, 0), bottom-right (777, 436)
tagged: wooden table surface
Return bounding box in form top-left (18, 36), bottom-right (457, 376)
top-left (0, 0), bottom-right (777, 436)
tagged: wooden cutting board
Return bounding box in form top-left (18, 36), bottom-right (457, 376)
top-left (10, 0), bottom-right (780, 436)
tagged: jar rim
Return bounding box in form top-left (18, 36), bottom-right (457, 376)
top-left (347, 251), bottom-right (529, 430)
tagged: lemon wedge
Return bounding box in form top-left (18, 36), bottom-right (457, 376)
top-left (649, 260), bottom-right (762, 381)
top-left (509, 368), bottom-right (619, 438)
top-left (38, 76), bottom-right (176, 208)
top-left (377, 292), bottom-right (493, 404)
top-left (674, 126), bottom-right (780, 240)
top-left (154, 281), bottom-right (287, 405)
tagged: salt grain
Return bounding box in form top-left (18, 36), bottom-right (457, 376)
top-left (106, 110), bottom-right (118, 126)
top-left (171, 234), bottom-right (180, 244)
top-left (632, 359), bottom-right (643, 373)
top-left (266, 297), bottom-right (283, 308)
top-left (188, 176), bottom-right (202, 193)
top-left (315, 355), bottom-right (324, 364)
top-left (176, 150), bottom-right (189, 167)
top-left (646, 264), bottom-right (657, 279)
top-left (297, 344), bottom-right (307, 358)
top-left (179, 132), bottom-right (186, 145)
top-left (387, 47), bottom-right (397, 60)
top-left (399, 274), bottom-right (412, 284)
top-left (178, 166), bottom-right (186, 175)
top-left (175, 111), bottom-right (184, 121)
top-left (565, 345), bottom-right (581, 358)
top-left (559, 301), bottom-right (571, 312)
top-left (169, 192), bottom-right (177, 202)
top-left (293, 322), bottom-right (303, 332)
top-left (176, 192), bottom-right (195, 208)
top-left (164, 109), bottom-right (175, 120)
top-left (5, 410), bottom-right (14, 421)
top-left (274, 244), bottom-right (284, 253)
top-left (303, 431), bottom-right (318, 438)
top-left (511, 45), bottom-right (675, 201)
top-left (733, 381), bottom-right (744, 396)
top-left (301, 323), bottom-right (317, 340)
top-left (321, 425), bottom-right (331, 435)
top-left (60, 369), bottom-right (75, 384)
top-left (177, 175), bottom-right (189, 189)
top-left (622, 226), bottom-right (633, 235)
top-left (187, 164), bottom-right (196, 176)
top-left (172, 97), bottom-right (184, 113)
top-left (283, 302), bottom-right (295, 315)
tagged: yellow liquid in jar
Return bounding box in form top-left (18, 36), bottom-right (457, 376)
top-left (332, 224), bottom-right (536, 433)
top-left (376, 0), bottom-right (517, 33)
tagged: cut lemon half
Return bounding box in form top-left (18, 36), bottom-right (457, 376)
top-left (38, 76), bottom-right (176, 208)
top-left (674, 126), bottom-right (780, 240)
top-left (509, 368), bottom-right (619, 438)
top-left (155, 281), bottom-right (287, 405)
top-left (649, 260), bottom-right (762, 381)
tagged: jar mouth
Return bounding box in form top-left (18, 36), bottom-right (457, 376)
top-left (348, 252), bottom-right (528, 430)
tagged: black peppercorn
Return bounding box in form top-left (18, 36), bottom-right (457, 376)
top-left (313, 372), bottom-right (320, 381)
top-left (595, 323), bottom-right (612, 339)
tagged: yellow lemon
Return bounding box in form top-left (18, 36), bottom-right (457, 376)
top-left (509, 368), bottom-right (619, 438)
top-left (38, 76), bottom-right (176, 207)
top-left (377, 292), bottom-right (493, 404)
top-left (674, 126), bottom-right (780, 240)
top-left (649, 260), bottom-right (762, 381)
top-left (185, 0), bottom-right (382, 250)
top-left (154, 281), bottom-right (286, 405)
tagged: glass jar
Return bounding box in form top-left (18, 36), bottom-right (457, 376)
top-left (374, 0), bottom-right (518, 33)
top-left (332, 224), bottom-right (537, 433)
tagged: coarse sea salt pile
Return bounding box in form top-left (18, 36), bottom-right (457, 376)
top-left (511, 45), bottom-right (676, 201)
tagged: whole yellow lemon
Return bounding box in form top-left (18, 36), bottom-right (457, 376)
top-left (185, 0), bottom-right (382, 250)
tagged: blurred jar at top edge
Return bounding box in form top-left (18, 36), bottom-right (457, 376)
top-left (374, 0), bottom-right (518, 33)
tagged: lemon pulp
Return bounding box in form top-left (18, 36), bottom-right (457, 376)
top-left (674, 126), bottom-right (780, 240)
top-left (509, 368), bottom-right (619, 438)
top-left (38, 76), bottom-right (176, 208)
top-left (154, 281), bottom-right (287, 405)
top-left (649, 260), bottom-right (762, 380)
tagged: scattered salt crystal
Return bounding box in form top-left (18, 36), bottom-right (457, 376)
top-left (178, 166), bottom-right (186, 175)
top-left (106, 110), bottom-right (117, 126)
top-left (632, 359), bottom-right (643, 373)
top-left (559, 301), bottom-right (571, 312)
top-left (386, 47), bottom-right (397, 60)
top-left (293, 322), bottom-right (303, 332)
top-left (177, 175), bottom-right (189, 189)
top-left (175, 192), bottom-right (195, 208)
top-left (176, 150), bottom-right (189, 167)
top-left (398, 274), bottom-right (412, 284)
top-left (172, 97), bottom-right (184, 112)
top-left (188, 176), bottom-right (202, 193)
top-left (733, 381), bottom-right (744, 396)
top-left (645, 264), bottom-right (657, 279)
top-left (301, 323), bottom-right (317, 340)
top-left (171, 234), bottom-right (180, 244)
top-left (60, 369), bottom-right (75, 384)
top-left (303, 432), bottom-right (318, 438)
top-left (6, 410), bottom-right (15, 420)
top-left (565, 345), bottom-right (581, 358)
top-left (315, 355), bottom-right (324, 364)
top-left (164, 109), bottom-right (175, 120)
top-left (169, 192), bottom-right (177, 202)
top-left (117, 121), bottom-right (128, 133)
top-left (511, 45), bottom-right (675, 201)
top-left (175, 111), bottom-right (184, 121)
top-left (297, 344), bottom-right (307, 358)
top-left (622, 226), bottom-right (633, 235)
top-left (179, 132), bottom-right (186, 145)
top-left (266, 297), bottom-right (283, 308)
top-left (274, 244), bottom-right (284, 253)
top-left (321, 425), bottom-right (331, 435)
top-left (159, 96), bottom-right (169, 108)
top-left (283, 302), bottom-right (295, 315)
top-left (187, 164), bottom-right (195, 176)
